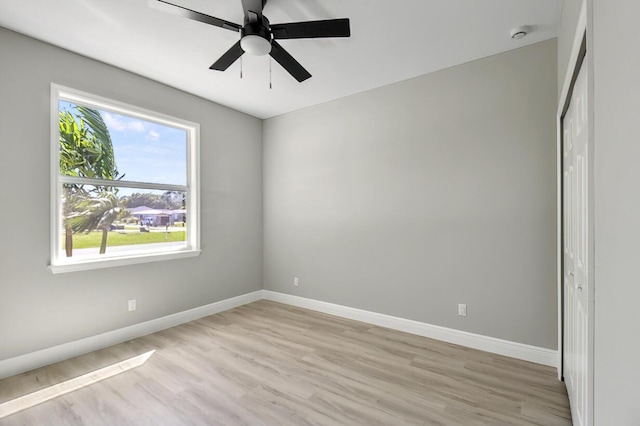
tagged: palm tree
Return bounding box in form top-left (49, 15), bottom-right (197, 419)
top-left (60, 109), bottom-right (92, 257)
top-left (61, 189), bottom-right (83, 257)
top-left (67, 192), bottom-right (123, 255)
top-left (59, 105), bottom-right (121, 256)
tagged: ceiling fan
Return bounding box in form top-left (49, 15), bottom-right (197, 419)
top-left (150, 0), bottom-right (351, 82)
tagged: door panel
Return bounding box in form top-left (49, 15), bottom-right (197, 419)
top-left (563, 58), bottom-right (590, 426)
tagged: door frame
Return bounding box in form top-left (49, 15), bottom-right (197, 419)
top-left (556, 0), bottom-right (594, 424)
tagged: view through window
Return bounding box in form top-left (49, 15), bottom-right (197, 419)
top-left (51, 86), bottom-right (199, 272)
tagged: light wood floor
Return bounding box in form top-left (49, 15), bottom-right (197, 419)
top-left (0, 300), bottom-right (572, 425)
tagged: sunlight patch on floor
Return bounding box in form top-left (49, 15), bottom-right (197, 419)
top-left (0, 350), bottom-right (155, 419)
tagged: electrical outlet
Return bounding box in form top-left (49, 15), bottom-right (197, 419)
top-left (458, 303), bottom-right (467, 317)
top-left (293, 277), bottom-right (299, 287)
top-left (128, 299), bottom-right (137, 312)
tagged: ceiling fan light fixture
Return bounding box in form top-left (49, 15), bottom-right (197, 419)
top-left (241, 35), bottom-right (271, 55)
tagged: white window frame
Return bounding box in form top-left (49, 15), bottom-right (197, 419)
top-left (50, 84), bottom-right (200, 273)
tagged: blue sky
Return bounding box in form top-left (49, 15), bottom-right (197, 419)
top-left (60, 101), bottom-right (187, 188)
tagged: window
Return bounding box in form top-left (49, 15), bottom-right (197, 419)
top-left (50, 84), bottom-right (200, 273)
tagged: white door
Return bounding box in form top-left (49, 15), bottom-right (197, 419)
top-left (563, 59), bottom-right (591, 426)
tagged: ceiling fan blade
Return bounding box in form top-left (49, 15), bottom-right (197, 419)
top-left (210, 41), bottom-right (245, 71)
top-left (269, 40), bottom-right (312, 82)
top-left (271, 18), bottom-right (350, 39)
top-left (150, 0), bottom-right (241, 32)
top-left (240, 0), bottom-right (265, 22)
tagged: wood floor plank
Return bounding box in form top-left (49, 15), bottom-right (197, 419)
top-left (0, 300), bottom-right (572, 425)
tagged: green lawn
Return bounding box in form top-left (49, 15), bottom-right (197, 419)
top-left (64, 230), bottom-right (186, 249)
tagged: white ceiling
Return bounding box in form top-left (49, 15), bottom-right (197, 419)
top-left (0, 0), bottom-right (561, 119)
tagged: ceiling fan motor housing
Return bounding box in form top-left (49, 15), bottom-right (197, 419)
top-left (240, 16), bottom-right (272, 55)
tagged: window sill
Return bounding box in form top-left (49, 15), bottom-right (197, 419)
top-left (49, 249), bottom-right (201, 274)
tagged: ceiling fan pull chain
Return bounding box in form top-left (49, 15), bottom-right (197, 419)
top-left (269, 57), bottom-right (273, 89)
top-left (240, 56), bottom-right (243, 79)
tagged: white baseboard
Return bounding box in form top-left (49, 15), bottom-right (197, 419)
top-left (262, 291), bottom-right (557, 367)
top-left (0, 288), bottom-right (557, 380)
top-left (0, 290), bottom-right (263, 380)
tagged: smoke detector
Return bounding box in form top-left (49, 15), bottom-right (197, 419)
top-left (510, 26), bottom-right (530, 40)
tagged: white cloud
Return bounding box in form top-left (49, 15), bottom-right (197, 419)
top-left (129, 121), bottom-right (145, 132)
top-left (147, 130), bottom-right (160, 141)
top-left (103, 112), bottom-right (145, 133)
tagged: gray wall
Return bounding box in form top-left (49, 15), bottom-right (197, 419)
top-left (558, 0), bottom-right (583, 94)
top-left (0, 28), bottom-right (263, 360)
top-left (263, 40), bottom-right (558, 349)
top-left (591, 0), bottom-right (640, 423)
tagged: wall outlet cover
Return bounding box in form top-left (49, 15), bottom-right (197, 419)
top-left (458, 304), bottom-right (467, 317)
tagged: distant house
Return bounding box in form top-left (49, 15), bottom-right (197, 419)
top-left (127, 206), bottom-right (186, 226)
